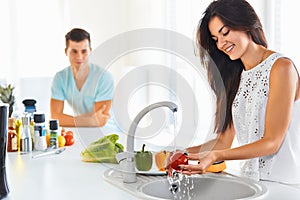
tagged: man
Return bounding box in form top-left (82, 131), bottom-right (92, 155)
top-left (50, 28), bottom-right (114, 127)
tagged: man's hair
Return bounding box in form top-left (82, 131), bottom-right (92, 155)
top-left (65, 28), bottom-right (91, 48)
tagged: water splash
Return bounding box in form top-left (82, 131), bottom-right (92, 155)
top-left (167, 112), bottom-right (194, 199)
top-left (167, 171), bottom-right (194, 199)
top-left (173, 112), bottom-right (177, 152)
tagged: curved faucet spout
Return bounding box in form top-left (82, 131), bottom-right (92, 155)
top-left (116, 101), bottom-right (178, 183)
top-left (127, 101), bottom-right (178, 153)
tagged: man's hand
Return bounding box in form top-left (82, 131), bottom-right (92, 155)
top-left (95, 104), bottom-right (110, 126)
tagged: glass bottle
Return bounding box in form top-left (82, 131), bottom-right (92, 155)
top-left (14, 118), bottom-right (22, 151)
top-left (0, 104), bottom-right (10, 198)
top-left (20, 114), bottom-right (33, 152)
top-left (7, 118), bottom-right (18, 152)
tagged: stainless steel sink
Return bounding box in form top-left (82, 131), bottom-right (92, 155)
top-left (103, 167), bottom-right (267, 200)
top-left (140, 173), bottom-right (267, 200)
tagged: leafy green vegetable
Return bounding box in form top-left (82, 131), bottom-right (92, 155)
top-left (90, 134), bottom-right (119, 145)
top-left (80, 133), bottom-right (124, 163)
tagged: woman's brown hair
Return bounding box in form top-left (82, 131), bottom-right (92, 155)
top-left (197, 0), bottom-right (267, 133)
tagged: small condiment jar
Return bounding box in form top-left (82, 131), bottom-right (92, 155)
top-left (33, 113), bottom-right (47, 151)
top-left (49, 119), bottom-right (59, 149)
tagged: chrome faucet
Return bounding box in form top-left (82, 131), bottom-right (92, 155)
top-left (116, 101), bottom-right (178, 183)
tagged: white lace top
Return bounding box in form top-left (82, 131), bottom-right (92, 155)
top-left (232, 53), bottom-right (300, 184)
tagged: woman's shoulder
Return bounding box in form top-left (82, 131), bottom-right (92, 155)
top-left (267, 51), bottom-right (293, 64)
top-left (270, 53), bottom-right (297, 81)
top-left (264, 51), bottom-right (294, 72)
top-left (271, 52), bottom-right (295, 71)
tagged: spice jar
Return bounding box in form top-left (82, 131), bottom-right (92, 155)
top-left (7, 118), bottom-right (18, 152)
top-left (49, 119), bottom-right (59, 149)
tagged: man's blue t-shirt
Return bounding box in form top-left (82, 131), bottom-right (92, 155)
top-left (51, 63), bottom-right (114, 115)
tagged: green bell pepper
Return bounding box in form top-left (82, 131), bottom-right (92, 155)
top-left (135, 144), bottom-right (153, 171)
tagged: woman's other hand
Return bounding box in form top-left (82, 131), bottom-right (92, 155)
top-left (180, 150), bottom-right (219, 175)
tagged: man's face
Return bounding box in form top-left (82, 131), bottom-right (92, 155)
top-left (65, 39), bottom-right (91, 70)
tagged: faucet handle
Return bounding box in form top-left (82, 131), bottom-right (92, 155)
top-left (116, 151), bottom-right (137, 183)
top-left (116, 152), bottom-right (134, 163)
top-left (116, 152), bottom-right (127, 163)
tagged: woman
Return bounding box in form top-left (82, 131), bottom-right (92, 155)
top-left (181, 0), bottom-right (300, 184)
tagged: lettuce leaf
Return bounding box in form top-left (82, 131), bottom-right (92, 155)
top-left (80, 133), bottom-right (124, 163)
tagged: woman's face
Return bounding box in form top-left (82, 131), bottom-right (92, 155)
top-left (208, 16), bottom-right (251, 60)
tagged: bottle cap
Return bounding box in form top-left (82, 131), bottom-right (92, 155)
top-left (22, 99), bottom-right (37, 114)
top-left (22, 99), bottom-right (36, 106)
top-left (33, 113), bottom-right (45, 123)
top-left (49, 119), bottom-right (59, 130)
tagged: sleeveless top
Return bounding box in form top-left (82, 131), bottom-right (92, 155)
top-left (232, 53), bottom-right (300, 184)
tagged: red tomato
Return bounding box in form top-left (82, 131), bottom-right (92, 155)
top-left (170, 152), bottom-right (188, 170)
top-left (62, 130), bottom-right (74, 137)
top-left (64, 134), bottom-right (75, 146)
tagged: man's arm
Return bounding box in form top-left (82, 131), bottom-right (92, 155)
top-left (94, 100), bottom-right (112, 127)
top-left (50, 98), bottom-right (75, 126)
top-left (50, 98), bottom-right (111, 127)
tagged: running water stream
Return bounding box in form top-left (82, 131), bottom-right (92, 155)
top-left (166, 112), bottom-right (195, 199)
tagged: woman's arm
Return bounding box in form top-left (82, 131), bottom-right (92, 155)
top-left (186, 123), bottom-right (235, 153)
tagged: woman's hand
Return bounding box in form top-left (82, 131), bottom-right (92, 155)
top-left (180, 150), bottom-right (219, 175)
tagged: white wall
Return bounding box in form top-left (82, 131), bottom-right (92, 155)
top-left (1, 0), bottom-right (298, 147)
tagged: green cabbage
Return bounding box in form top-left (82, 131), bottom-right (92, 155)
top-left (80, 134), bottom-right (124, 163)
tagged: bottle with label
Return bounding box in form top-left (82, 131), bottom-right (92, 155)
top-left (33, 113), bottom-right (47, 151)
top-left (7, 118), bottom-right (18, 152)
top-left (20, 114), bottom-right (33, 152)
top-left (49, 119), bottom-right (59, 149)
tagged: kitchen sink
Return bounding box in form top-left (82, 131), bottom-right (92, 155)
top-left (103, 167), bottom-right (267, 200)
top-left (140, 173), bottom-right (267, 200)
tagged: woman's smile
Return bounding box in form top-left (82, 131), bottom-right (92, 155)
top-left (225, 44), bottom-right (234, 53)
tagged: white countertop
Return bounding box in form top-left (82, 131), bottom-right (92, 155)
top-left (4, 128), bottom-right (300, 200)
